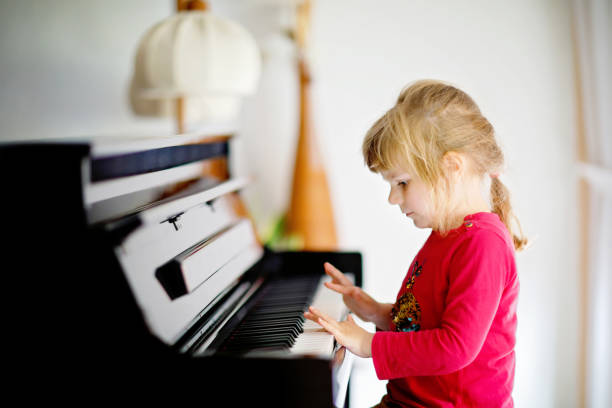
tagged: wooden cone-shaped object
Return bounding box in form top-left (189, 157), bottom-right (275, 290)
top-left (285, 57), bottom-right (337, 250)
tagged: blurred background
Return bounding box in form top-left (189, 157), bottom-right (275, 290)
top-left (1, 0), bottom-right (609, 407)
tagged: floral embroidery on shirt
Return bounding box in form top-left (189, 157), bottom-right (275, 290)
top-left (391, 260), bottom-right (424, 332)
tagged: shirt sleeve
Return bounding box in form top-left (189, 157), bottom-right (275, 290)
top-left (371, 230), bottom-right (510, 379)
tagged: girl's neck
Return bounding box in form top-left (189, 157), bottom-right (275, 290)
top-left (443, 175), bottom-right (491, 230)
top-left (447, 202), bottom-right (491, 229)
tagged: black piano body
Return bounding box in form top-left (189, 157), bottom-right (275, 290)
top-left (1, 134), bottom-right (362, 406)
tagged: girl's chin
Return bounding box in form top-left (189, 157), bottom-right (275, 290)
top-left (411, 217), bottom-right (431, 229)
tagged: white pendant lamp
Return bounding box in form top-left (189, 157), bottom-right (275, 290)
top-left (129, 1), bottom-right (262, 132)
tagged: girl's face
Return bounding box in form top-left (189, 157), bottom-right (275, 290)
top-left (381, 167), bottom-right (434, 229)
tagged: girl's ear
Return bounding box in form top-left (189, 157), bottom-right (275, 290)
top-left (441, 151), bottom-right (465, 175)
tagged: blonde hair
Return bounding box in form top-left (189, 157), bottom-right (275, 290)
top-left (363, 79), bottom-right (527, 251)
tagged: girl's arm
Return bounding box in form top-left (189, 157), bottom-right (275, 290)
top-left (372, 303), bottom-right (394, 331)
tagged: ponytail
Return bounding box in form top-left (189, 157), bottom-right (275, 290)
top-left (490, 177), bottom-right (528, 251)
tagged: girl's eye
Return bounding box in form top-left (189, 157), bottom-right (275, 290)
top-left (398, 181), bottom-right (409, 187)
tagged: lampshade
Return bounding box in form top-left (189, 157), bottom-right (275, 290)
top-left (130, 10), bottom-right (262, 123)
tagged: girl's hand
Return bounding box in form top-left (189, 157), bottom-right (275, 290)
top-left (322, 262), bottom-right (392, 330)
top-left (304, 307), bottom-right (374, 358)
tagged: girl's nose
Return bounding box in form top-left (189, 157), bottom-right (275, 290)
top-left (388, 187), bottom-right (402, 205)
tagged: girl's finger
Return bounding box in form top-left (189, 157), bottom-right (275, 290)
top-left (307, 306), bottom-right (326, 323)
top-left (324, 262), bottom-right (352, 285)
top-left (317, 317), bottom-right (339, 338)
top-left (303, 311), bottom-right (318, 322)
top-left (324, 281), bottom-right (353, 295)
top-left (305, 310), bottom-right (329, 330)
top-left (309, 306), bottom-right (337, 326)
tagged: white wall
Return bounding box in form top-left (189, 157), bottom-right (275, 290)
top-left (0, 0), bottom-right (174, 139)
top-left (0, 1), bottom-right (579, 407)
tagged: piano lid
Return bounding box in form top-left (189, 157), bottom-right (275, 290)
top-left (81, 130), bottom-right (243, 224)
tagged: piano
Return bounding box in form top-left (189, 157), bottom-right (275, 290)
top-left (1, 131), bottom-right (361, 406)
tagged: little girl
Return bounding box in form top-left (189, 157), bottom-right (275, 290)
top-left (305, 80), bottom-right (527, 407)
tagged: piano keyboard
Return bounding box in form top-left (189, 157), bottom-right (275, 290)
top-left (218, 274), bottom-right (349, 357)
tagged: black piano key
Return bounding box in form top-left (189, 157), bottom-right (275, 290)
top-left (231, 325), bottom-right (299, 336)
top-left (218, 275), bottom-right (321, 354)
top-left (229, 333), bottom-right (296, 344)
top-left (244, 311), bottom-right (305, 320)
top-left (229, 326), bottom-right (301, 341)
top-left (255, 311), bottom-right (306, 316)
top-left (235, 323), bottom-right (301, 335)
top-left (232, 332), bottom-right (299, 342)
top-left (254, 302), bottom-right (309, 310)
top-left (251, 303), bottom-right (307, 310)
top-left (238, 321), bottom-right (302, 332)
top-left (226, 337), bottom-right (294, 348)
top-left (222, 343), bottom-right (288, 353)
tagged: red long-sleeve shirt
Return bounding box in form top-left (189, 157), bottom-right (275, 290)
top-left (371, 212), bottom-right (519, 407)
